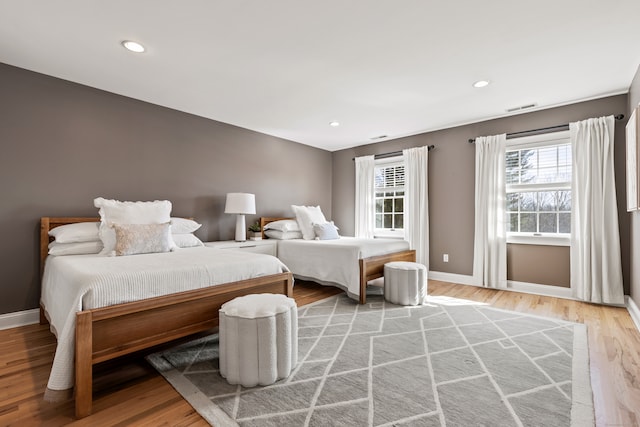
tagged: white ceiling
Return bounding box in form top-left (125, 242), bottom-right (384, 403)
top-left (1, 1), bottom-right (640, 152)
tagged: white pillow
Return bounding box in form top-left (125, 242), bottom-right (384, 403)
top-left (292, 205), bottom-right (327, 240)
top-left (172, 233), bottom-right (205, 248)
top-left (49, 222), bottom-right (100, 243)
top-left (264, 229), bottom-right (303, 240)
top-left (113, 222), bottom-right (172, 256)
top-left (171, 217), bottom-right (202, 234)
top-left (313, 222), bottom-right (340, 240)
top-left (94, 197), bottom-right (174, 256)
top-left (48, 240), bottom-right (103, 256)
top-left (263, 219), bottom-right (301, 233)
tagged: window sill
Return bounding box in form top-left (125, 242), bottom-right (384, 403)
top-left (507, 234), bottom-right (570, 247)
top-left (373, 231), bottom-right (404, 240)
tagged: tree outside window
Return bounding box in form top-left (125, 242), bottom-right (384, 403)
top-left (506, 139), bottom-right (571, 236)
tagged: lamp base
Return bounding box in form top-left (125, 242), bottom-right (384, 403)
top-left (235, 214), bottom-right (247, 242)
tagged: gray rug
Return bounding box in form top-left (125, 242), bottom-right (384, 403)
top-left (147, 294), bottom-right (594, 427)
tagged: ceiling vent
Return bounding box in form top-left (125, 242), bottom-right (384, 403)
top-left (506, 103), bottom-right (537, 113)
top-left (370, 135), bottom-right (388, 141)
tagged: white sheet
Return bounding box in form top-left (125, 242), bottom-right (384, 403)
top-left (276, 237), bottom-right (410, 299)
top-left (41, 247), bottom-right (289, 394)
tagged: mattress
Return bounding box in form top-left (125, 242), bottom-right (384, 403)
top-left (276, 237), bottom-right (410, 299)
top-left (41, 246), bottom-right (289, 394)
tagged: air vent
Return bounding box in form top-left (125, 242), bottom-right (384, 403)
top-left (370, 135), bottom-right (388, 140)
top-left (506, 103), bottom-right (537, 113)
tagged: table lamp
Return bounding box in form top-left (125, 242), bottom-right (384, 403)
top-left (224, 193), bottom-right (256, 241)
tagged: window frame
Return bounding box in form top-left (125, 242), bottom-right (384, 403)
top-left (505, 130), bottom-right (571, 247)
top-left (373, 156), bottom-right (405, 239)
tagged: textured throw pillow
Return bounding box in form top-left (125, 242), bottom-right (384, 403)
top-left (263, 219), bottom-right (301, 233)
top-left (48, 222), bottom-right (100, 243)
top-left (94, 197), bottom-right (174, 256)
top-left (48, 240), bottom-right (103, 255)
top-left (313, 222), bottom-right (340, 240)
top-left (113, 222), bottom-right (172, 256)
top-left (292, 205), bottom-right (327, 240)
top-left (170, 217), bottom-right (202, 234)
top-left (171, 233), bottom-right (205, 248)
top-left (264, 229), bottom-right (303, 240)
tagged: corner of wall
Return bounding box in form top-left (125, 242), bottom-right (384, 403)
top-left (628, 62), bottom-right (640, 314)
top-left (626, 296), bottom-right (640, 333)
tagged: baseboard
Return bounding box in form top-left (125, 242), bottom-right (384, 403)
top-left (0, 308), bottom-right (40, 331)
top-left (506, 280), bottom-right (575, 300)
top-left (427, 271), bottom-right (475, 286)
top-left (626, 296), bottom-right (640, 333)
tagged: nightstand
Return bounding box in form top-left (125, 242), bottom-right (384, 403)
top-left (204, 240), bottom-right (277, 256)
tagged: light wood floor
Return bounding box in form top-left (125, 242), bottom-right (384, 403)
top-left (1, 280), bottom-right (639, 426)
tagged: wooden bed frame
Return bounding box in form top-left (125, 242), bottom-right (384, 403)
top-left (40, 217), bottom-right (293, 419)
top-left (260, 217), bottom-right (415, 304)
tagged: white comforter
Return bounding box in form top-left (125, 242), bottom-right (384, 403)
top-left (41, 247), bottom-right (289, 394)
top-left (276, 237), bottom-right (410, 299)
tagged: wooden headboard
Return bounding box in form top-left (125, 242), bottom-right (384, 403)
top-left (40, 217), bottom-right (99, 276)
top-left (259, 217), bottom-right (294, 239)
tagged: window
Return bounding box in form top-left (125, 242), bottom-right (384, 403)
top-left (374, 159), bottom-right (404, 237)
top-left (505, 131), bottom-right (571, 245)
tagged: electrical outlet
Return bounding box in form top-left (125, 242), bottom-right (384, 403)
top-left (443, 254), bottom-right (449, 262)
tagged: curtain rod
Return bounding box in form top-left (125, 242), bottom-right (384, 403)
top-left (352, 145), bottom-right (435, 161)
top-left (467, 114), bottom-right (625, 144)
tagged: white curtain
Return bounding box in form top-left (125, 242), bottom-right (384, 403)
top-left (570, 116), bottom-right (624, 304)
top-left (472, 134), bottom-right (507, 288)
top-left (403, 146), bottom-right (429, 267)
top-left (355, 155), bottom-right (375, 238)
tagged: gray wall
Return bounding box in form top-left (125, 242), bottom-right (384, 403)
top-left (0, 63), bottom-right (332, 315)
top-left (332, 95), bottom-right (630, 293)
top-left (629, 64), bottom-right (640, 309)
top-left (2, 59), bottom-right (635, 315)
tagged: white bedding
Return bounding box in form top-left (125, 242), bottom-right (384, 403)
top-left (41, 247), bottom-right (289, 394)
top-left (276, 237), bottom-right (410, 299)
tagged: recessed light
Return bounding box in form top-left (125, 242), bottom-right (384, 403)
top-left (329, 121), bottom-right (340, 127)
top-left (122, 40), bottom-right (145, 53)
top-left (473, 80), bottom-right (490, 88)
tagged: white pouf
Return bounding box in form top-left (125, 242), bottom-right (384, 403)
top-left (384, 261), bottom-right (427, 305)
top-left (219, 293), bottom-right (298, 387)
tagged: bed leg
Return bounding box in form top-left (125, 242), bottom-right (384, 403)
top-left (359, 259), bottom-right (367, 304)
top-left (75, 311), bottom-right (93, 418)
top-left (286, 274), bottom-right (294, 297)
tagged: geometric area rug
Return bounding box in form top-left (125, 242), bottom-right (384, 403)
top-left (146, 294), bottom-right (594, 427)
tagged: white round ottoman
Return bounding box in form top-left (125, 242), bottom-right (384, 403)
top-left (219, 293), bottom-right (298, 387)
top-left (384, 261), bottom-right (427, 305)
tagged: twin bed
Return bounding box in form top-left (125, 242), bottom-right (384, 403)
top-left (40, 217), bottom-right (293, 418)
top-left (260, 217), bottom-right (415, 304)
top-left (40, 216), bottom-right (415, 419)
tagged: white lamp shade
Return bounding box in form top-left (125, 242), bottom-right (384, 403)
top-left (224, 193), bottom-right (256, 214)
